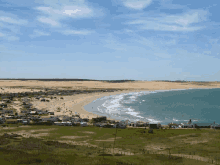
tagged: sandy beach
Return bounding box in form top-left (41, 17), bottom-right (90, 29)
top-left (1, 80), bottom-right (220, 120)
top-left (31, 90), bottom-right (138, 120)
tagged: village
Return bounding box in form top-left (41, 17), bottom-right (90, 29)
top-left (1, 90), bottom-right (220, 130)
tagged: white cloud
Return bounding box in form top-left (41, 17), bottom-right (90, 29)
top-left (124, 29), bottom-right (133, 33)
top-left (135, 37), bottom-right (173, 58)
top-left (163, 10), bottom-right (208, 26)
top-left (0, 32), bottom-right (5, 37)
top-left (0, 16), bottom-right (27, 25)
top-left (122, 0), bottom-right (152, 10)
top-left (36, 5), bottom-right (93, 18)
top-left (0, 12), bottom-right (27, 41)
top-left (30, 30), bottom-right (50, 38)
top-left (127, 10), bottom-right (208, 32)
top-left (35, 0), bottom-right (95, 27)
top-left (103, 34), bottom-right (128, 51)
top-left (37, 17), bottom-right (60, 26)
top-left (62, 29), bottom-right (93, 35)
top-left (0, 31), bottom-right (19, 41)
top-left (159, 0), bottom-right (186, 10)
top-left (7, 36), bottom-right (19, 41)
top-left (63, 9), bottom-right (81, 15)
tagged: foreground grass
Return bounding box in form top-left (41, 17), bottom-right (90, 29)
top-left (0, 125), bottom-right (220, 164)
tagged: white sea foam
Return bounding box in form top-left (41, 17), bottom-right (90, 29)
top-left (97, 92), bottom-right (151, 121)
top-left (91, 90), bottom-right (177, 123)
top-left (126, 111), bottom-right (139, 116)
top-left (146, 118), bottom-right (161, 123)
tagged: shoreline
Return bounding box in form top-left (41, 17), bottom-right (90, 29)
top-left (82, 87), bottom-right (220, 123)
top-left (31, 89), bottom-right (142, 120)
top-left (1, 80), bottom-right (220, 122)
top-left (31, 87), bottom-right (220, 122)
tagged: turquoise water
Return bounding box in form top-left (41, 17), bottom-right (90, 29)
top-left (84, 88), bottom-right (220, 124)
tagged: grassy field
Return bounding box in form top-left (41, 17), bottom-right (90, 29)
top-left (0, 125), bottom-right (220, 165)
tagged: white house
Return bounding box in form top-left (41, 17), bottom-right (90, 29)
top-left (80, 122), bottom-right (88, 127)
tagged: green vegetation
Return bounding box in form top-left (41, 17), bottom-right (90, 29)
top-left (0, 125), bottom-right (219, 164)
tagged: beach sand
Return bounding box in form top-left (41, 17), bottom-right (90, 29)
top-left (31, 90), bottom-right (138, 119)
top-left (1, 80), bottom-right (220, 120)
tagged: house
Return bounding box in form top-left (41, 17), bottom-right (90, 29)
top-left (1, 96), bottom-right (13, 100)
top-left (48, 112), bottom-right (54, 115)
top-left (62, 121), bottom-right (72, 126)
top-left (182, 124), bottom-right (194, 128)
top-left (18, 114), bottom-right (27, 118)
top-left (136, 121), bottom-right (148, 127)
top-left (4, 110), bottom-right (14, 115)
top-left (41, 116), bottom-right (59, 123)
top-left (119, 120), bottom-right (131, 126)
top-left (0, 103), bottom-right (7, 108)
top-left (5, 116), bottom-right (14, 119)
top-left (54, 122), bottom-right (63, 126)
top-left (17, 119), bottom-right (29, 124)
top-left (129, 122), bottom-right (136, 127)
top-left (215, 125), bottom-right (220, 129)
top-left (17, 119), bottom-right (23, 123)
top-left (194, 123), bottom-right (212, 128)
top-left (71, 117), bottom-right (83, 122)
top-left (113, 123), bottom-right (126, 129)
top-left (30, 111), bottom-right (37, 115)
top-left (82, 118), bottom-right (89, 122)
top-left (22, 120), bottom-right (29, 125)
top-left (108, 120), bottom-right (116, 124)
top-left (149, 123), bottom-right (160, 129)
top-left (61, 116), bottom-right (71, 122)
top-left (41, 98), bottom-right (46, 102)
top-left (22, 98), bottom-right (30, 102)
top-left (210, 123), bottom-right (220, 129)
top-left (80, 122), bottom-right (88, 127)
top-left (0, 116), bottom-right (5, 123)
top-left (3, 99), bottom-right (11, 103)
top-left (0, 111), bottom-right (4, 116)
top-left (92, 116), bottom-right (107, 123)
top-left (94, 122), bottom-right (103, 127)
top-left (103, 124), bottom-right (114, 128)
top-left (168, 123), bottom-right (179, 129)
top-left (72, 122), bottom-right (81, 126)
top-left (23, 104), bottom-right (32, 109)
top-left (5, 119), bottom-right (18, 124)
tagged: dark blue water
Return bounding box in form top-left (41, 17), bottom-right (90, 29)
top-left (84, 88), bottom-right (220, 125)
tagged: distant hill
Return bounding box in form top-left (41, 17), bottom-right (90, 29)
top-left (0, 78), bottom-right (136, 83)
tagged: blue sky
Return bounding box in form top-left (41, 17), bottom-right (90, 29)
top-left (0, 0), bottom-right (220, 81)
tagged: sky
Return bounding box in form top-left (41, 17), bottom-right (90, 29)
top-left (0, 0), bottom-right (220, 81)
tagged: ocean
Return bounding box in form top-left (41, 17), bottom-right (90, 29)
top-left (84, 88), bottom-right (220, 125)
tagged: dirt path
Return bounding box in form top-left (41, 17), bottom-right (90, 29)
top-left (154, 150), bottom-right (218, 164)
top-left (171, 154), bottom-right (217, 164)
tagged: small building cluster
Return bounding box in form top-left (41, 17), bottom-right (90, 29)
top-left (167, 119), bottom-right (220, 129)
top-left (1, 91), bottom-right (220, 130)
